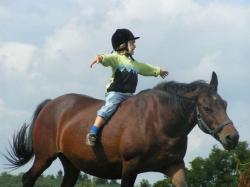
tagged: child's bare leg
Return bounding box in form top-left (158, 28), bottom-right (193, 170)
top-left (93, 116), bottom-right (106, 128)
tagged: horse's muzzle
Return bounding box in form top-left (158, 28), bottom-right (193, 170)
top-left (223, 132), bottom-right (239, 150)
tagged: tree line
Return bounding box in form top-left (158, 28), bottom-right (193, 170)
top-left (1, 141), bottom-right (249, 187)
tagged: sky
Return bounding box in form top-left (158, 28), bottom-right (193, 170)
top-left (0, 0), bottom-right (250, 184)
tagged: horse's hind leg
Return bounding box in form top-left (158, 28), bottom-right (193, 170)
top-left (22, 155), bottom-right (56, 187)
top-left (59, 154), bottom-right (80, 187)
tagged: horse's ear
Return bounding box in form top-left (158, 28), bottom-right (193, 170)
top-left (210, 71), bottom-right (218, 91)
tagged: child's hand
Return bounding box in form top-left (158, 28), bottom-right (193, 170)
top-left (90, 55), bottom-right (103, 68)
top-left (160, 69), bottom-right (169, 79)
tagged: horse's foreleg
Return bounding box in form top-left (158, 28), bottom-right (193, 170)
top-left (121, 159), bottom-right (138, 187)
top-left (22, 156), bottom-right (55, 187)
top-left (59, 154), bottom-right (80, 187)
top-left (165, 161), bottom-right (188, 187)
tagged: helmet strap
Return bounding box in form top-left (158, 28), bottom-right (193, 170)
top-left (129, 54), bottom-right (135, 61)
top-left (126, 42), bottom-right (135, 61)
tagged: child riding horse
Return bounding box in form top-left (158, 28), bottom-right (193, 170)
top-left (86, 28), bottom-right (168, 146)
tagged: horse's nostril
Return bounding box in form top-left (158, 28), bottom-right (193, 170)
top-left (226, 133), bottom-right (239, 145)
top-left (226, 135), bottom-right (233, 144)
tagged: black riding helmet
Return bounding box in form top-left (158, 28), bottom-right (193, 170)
top-left (111, 28), bottom-right (140, 51)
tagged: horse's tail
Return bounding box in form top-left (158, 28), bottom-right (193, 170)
top-left (4, 99), bottom-right (51, 169)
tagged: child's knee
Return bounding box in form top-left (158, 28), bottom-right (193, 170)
top-left (97, 103), bottom-right (119, 120)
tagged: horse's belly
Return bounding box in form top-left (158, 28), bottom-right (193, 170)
top-left (73, 159), bottom-right (122, 179)
top-left (61, 149), bottom-right (121, 177)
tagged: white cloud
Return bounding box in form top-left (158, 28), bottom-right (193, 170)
top-left (0, 42), bottom-right (37, 73)
top-left (103, 0), bottom-right (250, 31)
top-left (43, 20), bottom-right (87, 62)
top-left (190, 51), bottom-right (220, 80)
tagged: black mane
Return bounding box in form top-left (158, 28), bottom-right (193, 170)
top-left (137, 80), bottom-right (212, 111)
top-left (137, 80), bottom-right (212, 115)
top-left (153, 80), bottom-right (210, 96)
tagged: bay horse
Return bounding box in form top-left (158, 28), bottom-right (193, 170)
top-left (5, 72), bottom-right (239, 187)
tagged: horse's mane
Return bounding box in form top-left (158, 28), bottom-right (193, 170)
top-left (137, 80), bottom-right (210, 115)
top-left (153, 80), bottom-right (209, 96)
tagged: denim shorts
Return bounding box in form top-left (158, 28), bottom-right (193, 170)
top-left (97, 91), bottom-right (132, 120)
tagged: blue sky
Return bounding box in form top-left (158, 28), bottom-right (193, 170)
top-left (0, 0), bottom-right (250, 184)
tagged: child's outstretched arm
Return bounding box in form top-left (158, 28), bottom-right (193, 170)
top-left (90, 55), bottom-right (103, 68)
top-left (137, 61), bottom-right (169, 79)
top-left (160, 69), bottom-right (169, 79)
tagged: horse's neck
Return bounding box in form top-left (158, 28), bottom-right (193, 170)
top-left (160, 97), bottom-right (197, 136)
top-left (185, 105), bottom-right (197, 133)
top-left (181, 89), bottom-right (203, 132)
top-left (151, 84), bottom-right (203, 136)
top-left (180, 96), bottom-right (197, 132)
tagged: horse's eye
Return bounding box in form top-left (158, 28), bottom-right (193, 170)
top-left (204, 106), bottom-right (213, 113)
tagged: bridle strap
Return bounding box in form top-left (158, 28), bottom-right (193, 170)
top-left (196, 106), bottom-right (233, 138)
top-left (212, 120), bottom-right (233, 136)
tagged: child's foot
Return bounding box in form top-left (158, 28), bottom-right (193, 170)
top-left (86, 133), bottom-right (97, 146)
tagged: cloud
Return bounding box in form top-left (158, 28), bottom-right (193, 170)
top-left (196, 52), bottom-right (220, 75)
top-left (0, 42), bottom-right (37, 74)
top-left (43, 20), bottom-right (86, 62)
top-left (0, 98), bottom-right (29, 133)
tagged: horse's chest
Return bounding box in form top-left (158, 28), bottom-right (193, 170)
top-left (136, 148), bottom-right (182, 172)
top-left (148, 138), bottom-right (187, 165)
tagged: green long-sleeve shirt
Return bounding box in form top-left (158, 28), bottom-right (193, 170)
top-left (100, 53), bottom-right (160, 93)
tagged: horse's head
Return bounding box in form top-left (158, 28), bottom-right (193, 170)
top-left (196, 72), bottom-right (239, 150)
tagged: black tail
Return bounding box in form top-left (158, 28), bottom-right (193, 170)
top-left (4, 99), bottom-right (51, 169)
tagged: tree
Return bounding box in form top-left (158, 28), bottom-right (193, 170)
top-left (239, 165), bottom-right (250, 187)
top-left (140, 179), bottom-right (151, 187)
top-left (109, 179), bottom-right (119, 185)
top-left (93, 176), bottom-right (109, 185)
top-left (80, 173), bottom-right (92, 187)
top-left (153, 177), bottom-right (172, 187)
top-left (0, 172), bottom-right (22, 187)
top-left (186, 157), bottom-right (210, 186)
top-left (56, 170), bottom-right (63, 179)
top-left (187, 141), bottom-right (250, 187)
